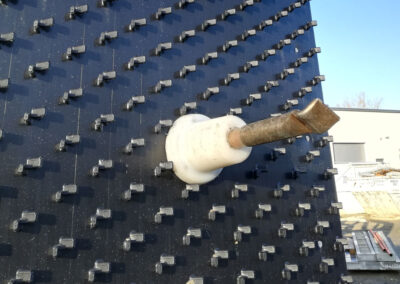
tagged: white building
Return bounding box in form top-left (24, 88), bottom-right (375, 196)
top-left (329, 108), bottom-right (400, 218)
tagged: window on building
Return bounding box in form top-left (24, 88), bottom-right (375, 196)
top-left (333, 143), bottom-right (366, 163)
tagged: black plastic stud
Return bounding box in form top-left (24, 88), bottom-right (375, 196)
top-left (211, 249), bottom-right (229, 267)
top-left (299, 241), bottom-right (315, 256)
top-left (294, 203), bottom-right (311, 217)
top-left (50, 237), bottom-right (75, 257)
top-left (153, 42), bottom-right (172, 56)
top-left (208, 205), bottom-right (226, 221)
top-left (187, 276), bottom-right (204, 284)
top-left (251, 164), bottom-right (267, 179)
top-left (259, 245), bottom-right (275, 261)
top-left (19, 108), bottom-right (45, 125)
top-left (62, 45), bottom-right (86, 61)
top-left (24, 61), bottom-right (50, 79)
top-left (278, 223), bottom-right (294, 238)
top-left (315, 135), bottom-right (333, 148)
top-left (153, 7), bottom-right (172, 20)
top-left (280, 99), bottom-right (298, 111)
top-left (121, 183), bottom-right (145, 200)
top-left (293, 57), bottom-right (308, 68)
top-left (274, 184), bottom-right (290, 198)
top-left (231, 184), bottom-right (248, 198)
top-left (303, 20), bottom-right (317, 31)
top-left (255, 204), bottom-right (271, 219)
top-left (269, 147), bottom-right (286, 161)
top-left (182, 227), bottom-right (202, 245)
top-left (97, 0), bottom-right (117, 8)
top-left (314, 221), bottom-right (330, 235)
top-left (30, 18), bottom-right (54, 34)
top-left (304, 150), bottom-right (320, 162)
top-left (200, 52), bottom-right (218, 65)
top-left (219, 9), bottom-right (236, 20)
top-left (200, 19), bottom-right (216, 31)
top-left (90, 159), bottom-right (113, 177)
top-left (178, 65), bottom-right (196, 78)
top-left (155, 254), bottom-right (175, 274)
top-left (240, 29), bottom-right (256, 41)
top-left (323, 168), bottom-right (338, 179)
top-left (282, 263), bottom-right (298, 280)
top-left (122, 231), bottom-right (145, 251)
top-left (237, 270), bottom-right (255, 284)
top-left (65, 5), bottom-right (88, 21)
top-left (88, 260), bottom-right (111, 282)
top-left (223, 73), bottom-right (240, 85)
top-left (238, 0), bottom-right (254, 11)
top-left (241, 93), bottom-right (261, 106)
top-left (334, 238), bottom-right (348, 252)
top-left (286, 2), bottom-right (301, 12)
top-left (125, 18), bottom-right (147, 32)
top-left (327, 202), bottom-right (343, 215)
top-left (296, 86), bottom-right (312, 98)
top-left (154, 207), bottom-right (174, 223)
top-left (93, 71), bottom-right (116, 87)
top-left (0, 78), bottom-right (9, 92)
top-left (122, 138), bottom-right (145, 155)
top-left (55, 135), bottom-right (80, 152)
top-left (273, 10), bottom-right (288, 22)
top-left (228, 108), bottom-right (242, 115)
top-left (201, 86), bottom-right (219, 100)
top-left (279, 68), bottom-right (295, 80)
top-left (91, 114), bottom-right (115, 131)
top-left (15, 157), bottom-right (42, 176)
top-left (95, 31), bottom-right (118, 46)
top-left (257, 19), bottom-right (273, 31)
top-left (319, 258), bottom-right (335, 273)
top-left (289, 29), bottom-right (305, 40)
top-left (58, 88), bottom-right (83, 104)
top-left (181, 184), bottom-right (200, 199)
top-left (52, 184), bottom-right (78, 202)
top-left (275, 39), bottom-right (291, 50)
top-left (10, 211), bottom-right (37, 232)
top-left (178, 30), bottom-right (195, 42)
top-left (177, 0), bottom-right (194, 9)
top-left (124, 56), bottom-right (146, 70)
top-left (340, 275), bottom-right (354, 284)
top-left (0, 32), bottom-right (14, 46)
top-left (179, 101), bottom-right (197, 115)
top-left (8, 270), bottom-right (33, 283)
top-left (151, 80), bottom-right (172, 93)
top-left (154, 120), bottom-right (173, 134)
top-left (233, 225), bottom-right (252, 243)
top-left (309, 185), bottom-right (325, 198)
top-left (241, 60), bottom-right (258, 72)
top-left (221, 40), bottom-right (237, 52)
top-left (89, 209), bottom-right (112, 229)
top-left (122, 95), bottom-right (145, 111)
top-left (261, 80), bottom-right (279, 92)
top-left (258, 49), bottom-right (276, 61)
top-left (154, 161), bottom-right (173, 176)
top-left (307, 47), bottom-right (321, 57)
top-left (309, 75), bottom-right (325, 86)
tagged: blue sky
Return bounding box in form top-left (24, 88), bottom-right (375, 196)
top-left (311, 0), bottom-right (400, 110)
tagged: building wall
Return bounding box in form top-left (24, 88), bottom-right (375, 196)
top-left (328, 109), bottom-right (400, 217)
top-left (329, 109), bottom-right (400, 167)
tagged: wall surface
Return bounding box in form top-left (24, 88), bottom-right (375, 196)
top-left (329, 109), bottom-right (400, 167)
top-left (0, 0), bottom-right (347, 283)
